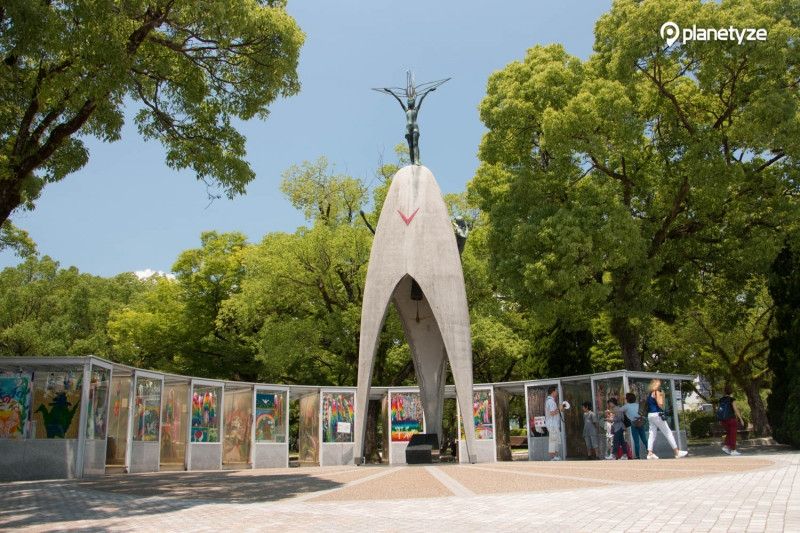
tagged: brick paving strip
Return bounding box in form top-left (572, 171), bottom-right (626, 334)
top-left (1, 452), bottom-right (797, 532)
top-left (462, 463), bottom-right (627, 485)
top-left (424, 465), bottom-right (475, 496)
top-left (291, 466), bottom-right (401, 502)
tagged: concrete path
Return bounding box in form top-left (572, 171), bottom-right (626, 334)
top-left (2, 450), bottom-right (798, 532)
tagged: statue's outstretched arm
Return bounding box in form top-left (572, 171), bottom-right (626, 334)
top-left (387, 90), bottom-right (407, 111)
top-left (416, 87), bottom-right (436, 112)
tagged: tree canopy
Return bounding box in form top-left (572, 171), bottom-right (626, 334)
top-left (0, 0), bottom-right (304, 228)
top-left (0, 255), bottom-right (145, 356)
top-left (470, 0), bottom-right (800, 370)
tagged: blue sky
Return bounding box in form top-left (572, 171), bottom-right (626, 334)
top-left (0, 0), bottom-right (612, 277)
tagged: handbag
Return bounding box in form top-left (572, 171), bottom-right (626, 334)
top-left (633, 416), bottom-right (645, 428)
top-left (623, 413), bottom-right (632, 428)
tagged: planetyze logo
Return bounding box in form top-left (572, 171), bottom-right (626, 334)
top-left (660, 21), bottom-right (767, 46)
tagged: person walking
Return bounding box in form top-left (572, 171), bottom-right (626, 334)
top-left (718, 385), bottom-right (745, 456)
top-left (624, 392), bottom-right (647, 459)
top-left (545, 385), bottom-right (564, 461)
top-left (646, 378), bottom-right (689, 460)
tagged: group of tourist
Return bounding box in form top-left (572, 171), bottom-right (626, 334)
top-left (545, 379), bottom-right (698, 461)
top-left (586, 379), bottom-right (689, 460)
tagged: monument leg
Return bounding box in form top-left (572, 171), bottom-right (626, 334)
top-left (353, 283), bottom-right (394, 465)
top-left (449, 350), bottom-right (478, 463)
top-left (411, 346), bottom-right (446, 443)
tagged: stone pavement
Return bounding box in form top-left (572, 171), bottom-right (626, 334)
top-left (1, 450), bottom-right (798, 532)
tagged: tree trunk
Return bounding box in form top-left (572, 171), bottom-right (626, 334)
top-left (741, 379), bottom-right (772, 437)
top-left (0, 182), bottom-right (21, 228)
top-left (494, 388), bottom-right (512, 461)
top-left (363, 399), bottom-right (382, 463)
top-left (610, 315), bottom-right (642, 371)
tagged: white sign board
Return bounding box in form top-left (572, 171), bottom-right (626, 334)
top-left (337, 422), bottom-right (351, 434)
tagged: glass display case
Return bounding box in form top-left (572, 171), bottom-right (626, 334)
top-left (321, 391), bottom-right (355, 444)
top-left (255, 390), bottom-right (287, 443)
top-left (105, 373), bottom-right (131, 466)
top-left (85, 366), bottom-right (110, 441)
top-left (132, 376), bottom-right (162, 442)
top-left (191, 384), bottom-right (221, 443)
top-left (390, 391), bottom-right (424, 442)
top-left (592, 376), bottom-right (625, 458)
top-left (298, 392), bottom-right (319, 465)
top-left (32, 368), bottom-right (83, 439)
top-left (223, 386), bottom-right (252, 465)
top-left (160, 380), bottom-right (189, 468)
top-left (0, 372), bottom-right (33, 439)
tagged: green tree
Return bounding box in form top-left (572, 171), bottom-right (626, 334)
top-left (470, 0), bottom-right (800, 370)
top-left (460, 217), bottom-right (532, 383)
top-left (0, 255), bottom-right (145, 356)
top-left (767, 236), bottom-right (800, 447)
top-left (108, 275), bottom-right (187, 369)
top-left (0, 220), bottom-right (36, 257)
top-left (110, 231), bottom-right (257, 380)
top-left (656, 277), bottom-right (774, 436)
top-left (1, 0), bottom-right (304, 225)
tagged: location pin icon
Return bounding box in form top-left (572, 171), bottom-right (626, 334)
top-left (660, 21), bottom-right (680, 46)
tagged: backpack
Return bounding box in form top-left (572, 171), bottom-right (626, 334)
top-left (716, 396), bottom-right (734, 421)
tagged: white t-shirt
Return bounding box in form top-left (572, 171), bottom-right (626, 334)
top-left (545, 396), bottom-right (560, 430)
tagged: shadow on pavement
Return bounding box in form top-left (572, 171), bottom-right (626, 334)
top-left (685, 443), bottom-right (794, 457)
top-left (0, 470), bottom-right (345, 530)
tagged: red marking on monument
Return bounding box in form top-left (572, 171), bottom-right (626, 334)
top-left (397, 208), bottom-right (419, 226)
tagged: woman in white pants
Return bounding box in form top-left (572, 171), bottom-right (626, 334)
top-left (646, 379), bottom-right (689, 460)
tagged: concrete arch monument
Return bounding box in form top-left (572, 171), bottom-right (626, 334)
top-left (353, 164), bottom-right (477, 464)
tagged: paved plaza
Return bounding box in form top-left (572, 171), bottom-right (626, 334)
top-left (2, 448), bottom-right (798, 532)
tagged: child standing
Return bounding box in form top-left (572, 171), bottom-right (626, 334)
top-left (582, 401), bottom-right (600, 459)
top-left (604, 405), bottom-right (615, 459)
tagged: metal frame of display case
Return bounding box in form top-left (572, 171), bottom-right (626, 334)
top-left (79, 358), bottom-right (114, 477)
